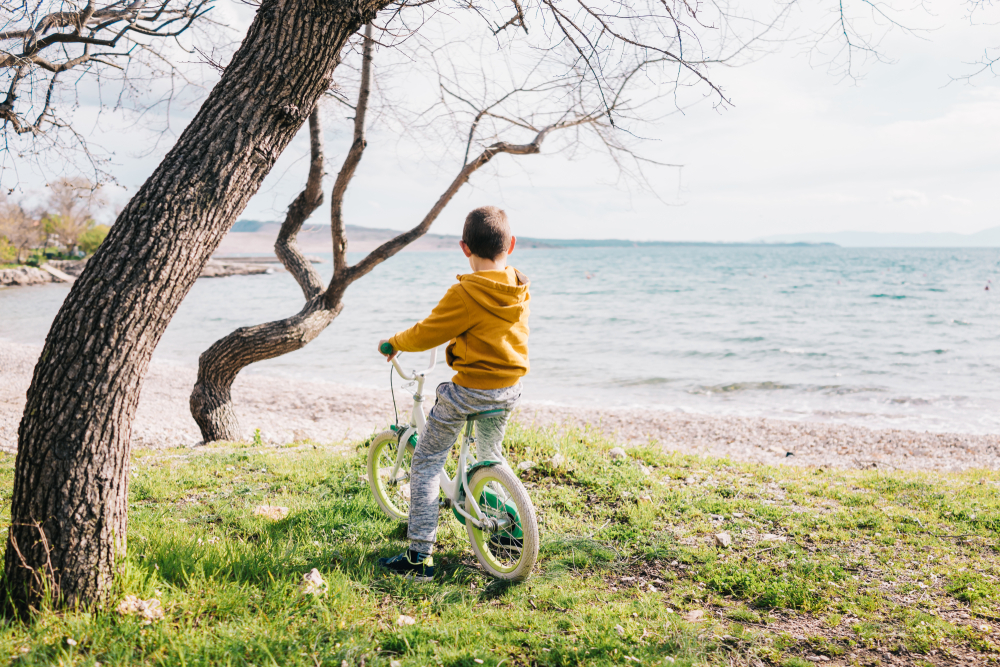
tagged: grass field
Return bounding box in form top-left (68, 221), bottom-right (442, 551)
top-left (0, 423), bottom-right (998, 666)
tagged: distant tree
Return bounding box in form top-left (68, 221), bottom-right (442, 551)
top-left (78, 225), bottom-right (112, 256)
top-left (0, 192), bottom-right (42, 263)
top-left (38, 178), bottom-right (106, 253)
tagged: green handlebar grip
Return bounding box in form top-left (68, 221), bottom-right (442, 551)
top-left (379, 342), bottom-right (394, 355)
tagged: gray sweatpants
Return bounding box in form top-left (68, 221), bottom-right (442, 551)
top-left (408, 381), bottom-right (522, 554)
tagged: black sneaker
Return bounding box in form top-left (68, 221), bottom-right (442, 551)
top-left (378, 550), bottom-right (435, 582)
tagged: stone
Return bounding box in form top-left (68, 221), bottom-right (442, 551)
top-left (683, 609), bottom-right (705, 623)
top-left (714, 532), bottom-right (733, 548)
top-left (117, 595), bottom-right (165, 623)
top-left (614, 624), bottom-right (625, 635)
top-left (517, 460), bottom-right (535, 471)
top-left (609, 447), bottom-right (628, 461)
top-left (396, 614), bottom-right (416, 626)
top-left (299, 568), bottom-right (327, 597)
top-left (549, 453), bottom-right (565, 468)
top-left (761, 533), bottom-right (786, 543)
top-left (253, 505), bottom-right (289, 520)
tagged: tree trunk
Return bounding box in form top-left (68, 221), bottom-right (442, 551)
top-left (5, 0), bottom-right (385, 612)
top-left (191, 297), bottom-right (342, 442)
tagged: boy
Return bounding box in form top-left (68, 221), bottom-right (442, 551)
top-left (376, 205), bottom-right (530, 581)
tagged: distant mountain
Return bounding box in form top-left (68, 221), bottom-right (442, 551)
top-left (759, 226), bottom-right (1000, 248)
top-left (220, 220), bottom-right (836, 255)
top-left (218, 222), bottom-right (560, 255)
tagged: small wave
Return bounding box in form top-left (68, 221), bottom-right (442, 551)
top-left (870, 294), bottom-right (908, 299)
top-left (890, 397), bottom-right (933, 406)
top-left (951, 319), bottom-right (972, 326)
top-left (690, 382), bottom-right (888, 396)
top-left (778, 347), bottom-right (829, 357)
top-left (691, 381), bottom-right (794, 394)
top-left (614, 377), bottom-right (676, 387)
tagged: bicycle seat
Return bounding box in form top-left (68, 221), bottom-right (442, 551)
top-left (467, 409), bottom-right (507, 422)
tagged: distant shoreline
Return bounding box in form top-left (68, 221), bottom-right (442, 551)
top-left (217, 220), bottom-right (839, 256)
top-left (220, 220), bottom-right (1000, 254)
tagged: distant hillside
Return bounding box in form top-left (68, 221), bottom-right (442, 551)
top-left (218, 222), bottom-right (560, 255)
top-left (759, 226), bottom-right (1000, 248)
top-left (220, 220), bottom-right (835, 255)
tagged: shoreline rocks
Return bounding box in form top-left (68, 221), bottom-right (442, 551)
top-left (1, 258), bottom-right (281, 287)
top-left (0, 266), bottom-right (60, 287)
top-left (200, 260), bottom-right (277, 278)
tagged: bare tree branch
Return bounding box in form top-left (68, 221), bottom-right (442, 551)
top-left (331, 22), bottom-right (375, 279)
top-left (1, 0), bottom-right (218, 181)
top-left (274, 107), bottom-right (326, 300)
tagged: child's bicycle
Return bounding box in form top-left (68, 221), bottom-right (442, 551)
top-left (367, 344), bottom-right (539, 581)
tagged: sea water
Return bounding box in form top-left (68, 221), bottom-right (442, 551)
top-left (1, 246), bottom-right (998, 434)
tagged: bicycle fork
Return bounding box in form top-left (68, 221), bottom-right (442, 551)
top-left (449, 420), bottom-right (514, 533)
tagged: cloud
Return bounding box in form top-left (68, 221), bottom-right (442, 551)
top-left (889, 189), bottom-right (929, 207)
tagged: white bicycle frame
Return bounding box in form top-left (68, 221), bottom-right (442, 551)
top-left (388, 350), bottom-right (513, 532)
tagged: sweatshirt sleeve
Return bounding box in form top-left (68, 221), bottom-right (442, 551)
top-left (388, 286), bottom-right (470, 353)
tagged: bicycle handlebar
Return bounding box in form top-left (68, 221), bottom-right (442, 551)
top-left (383, 343), bottom-right (438, 380)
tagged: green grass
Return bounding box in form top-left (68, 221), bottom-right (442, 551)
top-left (0, 422), bottom-right (998, 665)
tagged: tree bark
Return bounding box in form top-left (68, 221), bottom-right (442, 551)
top-left (5, 0), bottom-right (385, 612)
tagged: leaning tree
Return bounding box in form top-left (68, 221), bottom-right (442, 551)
top-left (5, 0), bottom-right (940, 612)
top-left (4, 0), bottom-right (394, 612)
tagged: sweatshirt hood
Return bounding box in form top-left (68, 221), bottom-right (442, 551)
top-left (457, 266), bottom-right (530, 323)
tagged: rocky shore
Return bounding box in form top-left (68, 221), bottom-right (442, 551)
top-left (1, 258), bottom-right (281, 287)
top-left (1, 340), bottom-right (997, 471)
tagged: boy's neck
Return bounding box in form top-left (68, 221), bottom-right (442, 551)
top-left (468, 254), bottom-right (508, 272)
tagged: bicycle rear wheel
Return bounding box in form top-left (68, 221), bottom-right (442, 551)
top-left (367, 430), bottom-right (414, 521)
top-left (465, 465), bottom-right (539, 581)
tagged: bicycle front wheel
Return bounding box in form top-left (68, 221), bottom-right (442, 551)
top-left (367, 429), bottom-right (414, 522)
top-left (465, 465), bottom-right (539, 581)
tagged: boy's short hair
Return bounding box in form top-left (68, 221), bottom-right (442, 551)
top-left (462, 206), bottom-right (511, 260)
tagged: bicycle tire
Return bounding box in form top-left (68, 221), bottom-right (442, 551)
top-left (465, 465), bottom-right (539, 581)
top-left (367, 429), bottom-right (414, 522)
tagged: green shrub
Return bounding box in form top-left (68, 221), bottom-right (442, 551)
top-left (0, 236), bottom-right (16, 263)
top-left (78, 224), bottom-right (110, 255)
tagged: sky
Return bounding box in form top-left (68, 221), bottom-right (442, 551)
top-left (5, 1), bottom-right (1000, 242)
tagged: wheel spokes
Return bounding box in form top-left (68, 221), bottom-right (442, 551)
top-left (478, 479), bottom-right (523, 567)
top-left (378, 444), bottom-right (411, 513)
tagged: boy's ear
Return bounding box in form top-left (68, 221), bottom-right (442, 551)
top-left (508, 236), bottom-right (516, 255)
top-left (459, 240), bottom-right (473, 258)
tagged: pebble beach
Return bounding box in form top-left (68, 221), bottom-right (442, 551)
top-left (2, 339), bottom-right (997, 471)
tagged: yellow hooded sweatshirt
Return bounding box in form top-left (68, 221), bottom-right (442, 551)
top-left (388, 267), bottom-right (530, 389)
